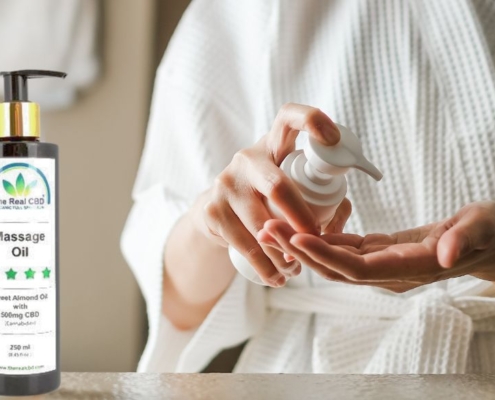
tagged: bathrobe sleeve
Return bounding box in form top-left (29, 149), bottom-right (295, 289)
top-left (120, 0), bottom-right (273, 372)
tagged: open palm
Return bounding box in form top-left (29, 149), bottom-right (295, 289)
top-left (258, 201), bottom-right (495, 292)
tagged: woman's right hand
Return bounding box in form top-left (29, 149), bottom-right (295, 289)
top-left (191, 103), bottom-right (342, 287)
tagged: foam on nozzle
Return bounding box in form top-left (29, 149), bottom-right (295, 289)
top-left (304, 124), bottom-right (383, 181)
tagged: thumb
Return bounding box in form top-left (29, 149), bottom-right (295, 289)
top-left (437, 205), bottom-right (494, 268)
top-left (323, 197), bottom-right (352, 234)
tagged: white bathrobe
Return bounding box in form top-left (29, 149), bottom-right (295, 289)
top-left (121, 0), bottom-right (495, 373)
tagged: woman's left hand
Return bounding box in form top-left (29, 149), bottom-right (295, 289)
top-left (258, 201), bottom-right (495, 292)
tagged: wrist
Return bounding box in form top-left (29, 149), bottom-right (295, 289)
top-left (189, 188), bottom-right (228, 250)
top-left (163, 198), bottom-right (233, 306)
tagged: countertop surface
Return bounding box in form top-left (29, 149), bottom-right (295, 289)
top-left (2, 373), bottom-right (495, 400)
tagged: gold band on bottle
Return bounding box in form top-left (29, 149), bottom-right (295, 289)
top-left (0, 102), bottom-right (40, 138)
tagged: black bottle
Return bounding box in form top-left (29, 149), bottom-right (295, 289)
top-left (0, 70), bottom-right (65, 396)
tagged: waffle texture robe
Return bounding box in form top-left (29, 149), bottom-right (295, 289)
top-left (121, 0), bottom-right (495, 373)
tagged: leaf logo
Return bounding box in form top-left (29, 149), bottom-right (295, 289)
top-left (2, 173), bottom-right (37, 197)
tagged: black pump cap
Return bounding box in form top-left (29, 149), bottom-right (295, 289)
top-left (0, 70), bottom-right (67, 102)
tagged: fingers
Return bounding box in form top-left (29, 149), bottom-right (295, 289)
top-left (201, 102), bottom-right (345, 286)
top-left (437, 203), bottom-right (495, 268)
top-left (203, 201), bottom-right (282, 284)
top-left (289, 233), bottom-right (369, 280)
top-left (360, 242), bottom-right (439, 281)
top-left (262, 243), bottom-right (302, 278)
top-left (231, 195), bottom-right (302, 279)
top-left (323, 198), bottom-right (353, 233)
top-left (261, 202), bottom-right (495, 290)
top-left (260, 220), bottom-right (349, 281)
top-left (257, 229), bottom-right (284, 251)
top-left (206, 180), bottom-right (301, 284)
top-left (230, 193), bottom-right (302, 278)
top-left (261, 222), bottom-right (399, 285)
top-left (266, 103), bottom-right (340, 164)
top-left (257, 103), bottom-right (342, 232)
top-left (234, 149), bottom-right (319, 234)
top-left (260, 220), bottom-right (460, 291)
top-left (290, 232), bottom-right (443, 283)
top-left (318, 232), bottom-right (364, 248)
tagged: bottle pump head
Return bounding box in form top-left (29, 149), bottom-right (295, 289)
top-left (304, 124), bottom-right (383, 181)
top-left (0, 70), bottom-right (67, 138)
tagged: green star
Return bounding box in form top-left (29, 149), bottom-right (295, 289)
top-left (24, 268), bottom-right (35, 279)
top-left (5, 268), bottom-right (17, 280)
top-left (42, 268), bottom-right (51, 279)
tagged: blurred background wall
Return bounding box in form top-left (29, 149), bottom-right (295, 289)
top-left (38, 0), bottom-right (191, 371)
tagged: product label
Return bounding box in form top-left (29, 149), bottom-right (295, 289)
top-left (0, 159), bottom-right (56, 375)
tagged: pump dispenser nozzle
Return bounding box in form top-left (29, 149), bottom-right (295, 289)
top-left (0, 70), bottom-right (67, 138)
top-left (303, 124), bottom-right (383, 181)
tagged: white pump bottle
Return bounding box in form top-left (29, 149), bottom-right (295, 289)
top-left (228, 124), bottom-right (383, 285)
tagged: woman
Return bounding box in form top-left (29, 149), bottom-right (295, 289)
top-left (122, 0), bottom-right (495, 373)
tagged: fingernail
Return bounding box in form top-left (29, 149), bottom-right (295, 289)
top-left (459, 238), bottom-right (470, 257)
top-left (315, 224), bottom-right (321, 235)
top-left (284, 261), bottom-right (301, 277)
top-left (324, 122), bottom-right (340, 145)
top-left (275, 275), bottom-right (286, 286)
top-left (284, 253), bottom-right (295, 262)
top-left (259, 235), bottom-right (278, 247)
top-left (270, 273), bottom-right (286, 287)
